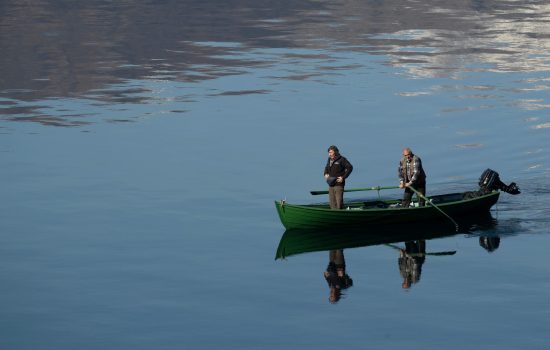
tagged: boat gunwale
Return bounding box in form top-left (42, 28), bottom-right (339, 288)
top-left (276, 190), bottom-right (499, 212)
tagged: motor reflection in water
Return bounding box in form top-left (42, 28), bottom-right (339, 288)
top-left (275, 212), bottom-right (501, 303)
top-left (479, 236), bottom-right (501, 252)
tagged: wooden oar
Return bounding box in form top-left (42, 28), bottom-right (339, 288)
top-left (408, 186), bottom-right (459, 232)
top-left (385, 244), bottom-right (456, 256)
top-left (310, 185), bottom-right (399, 196)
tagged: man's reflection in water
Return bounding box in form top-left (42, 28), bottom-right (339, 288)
top-left (479, 236), bottom-right (500, 252)
top-left (398, 240), bottom-right (426, 290)
top-left (323, 250), bottom-right (353, 303)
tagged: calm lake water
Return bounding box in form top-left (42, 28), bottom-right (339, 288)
top-left (1, 1), bottom-right (549, 349)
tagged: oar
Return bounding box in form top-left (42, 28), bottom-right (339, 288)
top-left (385, 244), bottom-right (456, 256)
top-left (408, 186), bottom-right (459, 232)
top-left (426, 251), bottom-right (457, 256)
top-left (310, 185), bottom-right (399, 196)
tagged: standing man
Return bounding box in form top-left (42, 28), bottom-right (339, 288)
top-left (324, 145), bottom-right (353, 209)
top-left (398, 147), bottom-right (426, 208)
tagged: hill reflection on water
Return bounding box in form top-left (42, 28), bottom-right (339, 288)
top-left (1, 0), bottom-right (550, 127)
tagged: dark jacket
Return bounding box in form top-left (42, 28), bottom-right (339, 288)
top-left (398, 154), bottom-right (426, 186)
top-left (324, 155), bottom-right (353, 187)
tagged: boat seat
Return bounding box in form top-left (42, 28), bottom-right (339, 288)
top-left (362, 201), bottom-right (389, 209)
top-left (431, 193), bottom-right (463, 204)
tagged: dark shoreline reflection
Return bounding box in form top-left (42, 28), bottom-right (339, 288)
top-left (0, 0), bottom-right (323, 103)
top-left (2, 0), bottom-right (549, 127)
top-left (276, 212), bottom-right (499, 302)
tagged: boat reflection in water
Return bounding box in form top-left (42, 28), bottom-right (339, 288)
top-left (275, 212), bottom-right (498, 302)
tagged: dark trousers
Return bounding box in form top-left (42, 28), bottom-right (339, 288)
top-left (402, 185), bottom-right (426, 208)
top-left (329, 186), bottom-right (344, 209)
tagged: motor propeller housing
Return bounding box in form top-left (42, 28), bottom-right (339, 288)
top-left (479, 169), bottom-right (520, 195)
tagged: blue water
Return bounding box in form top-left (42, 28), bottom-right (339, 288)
top-left (1, 1), bottom-right (549, 349)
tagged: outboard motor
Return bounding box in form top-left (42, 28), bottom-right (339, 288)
top-left (478, 169), bottom-right (520, 194)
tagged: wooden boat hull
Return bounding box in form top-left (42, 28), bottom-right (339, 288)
top-left (274, 190), bottom-right (500, 230)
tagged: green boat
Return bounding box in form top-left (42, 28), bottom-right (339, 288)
top-left (275, 169), bottom-right (520, 230)
top-left (275, 190), bottom-right (500, 230)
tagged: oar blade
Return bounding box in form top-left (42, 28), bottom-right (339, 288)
top-left (310, 190), bottom-right (329, 195)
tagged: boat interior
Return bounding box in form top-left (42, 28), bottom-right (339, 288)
top-left (347, 192), bottom-right (479, 210)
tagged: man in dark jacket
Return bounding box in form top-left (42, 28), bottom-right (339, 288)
top-left (398, 147), bottom-right (426, 207)
top-left (324, 145), bottom-right (353, 209)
